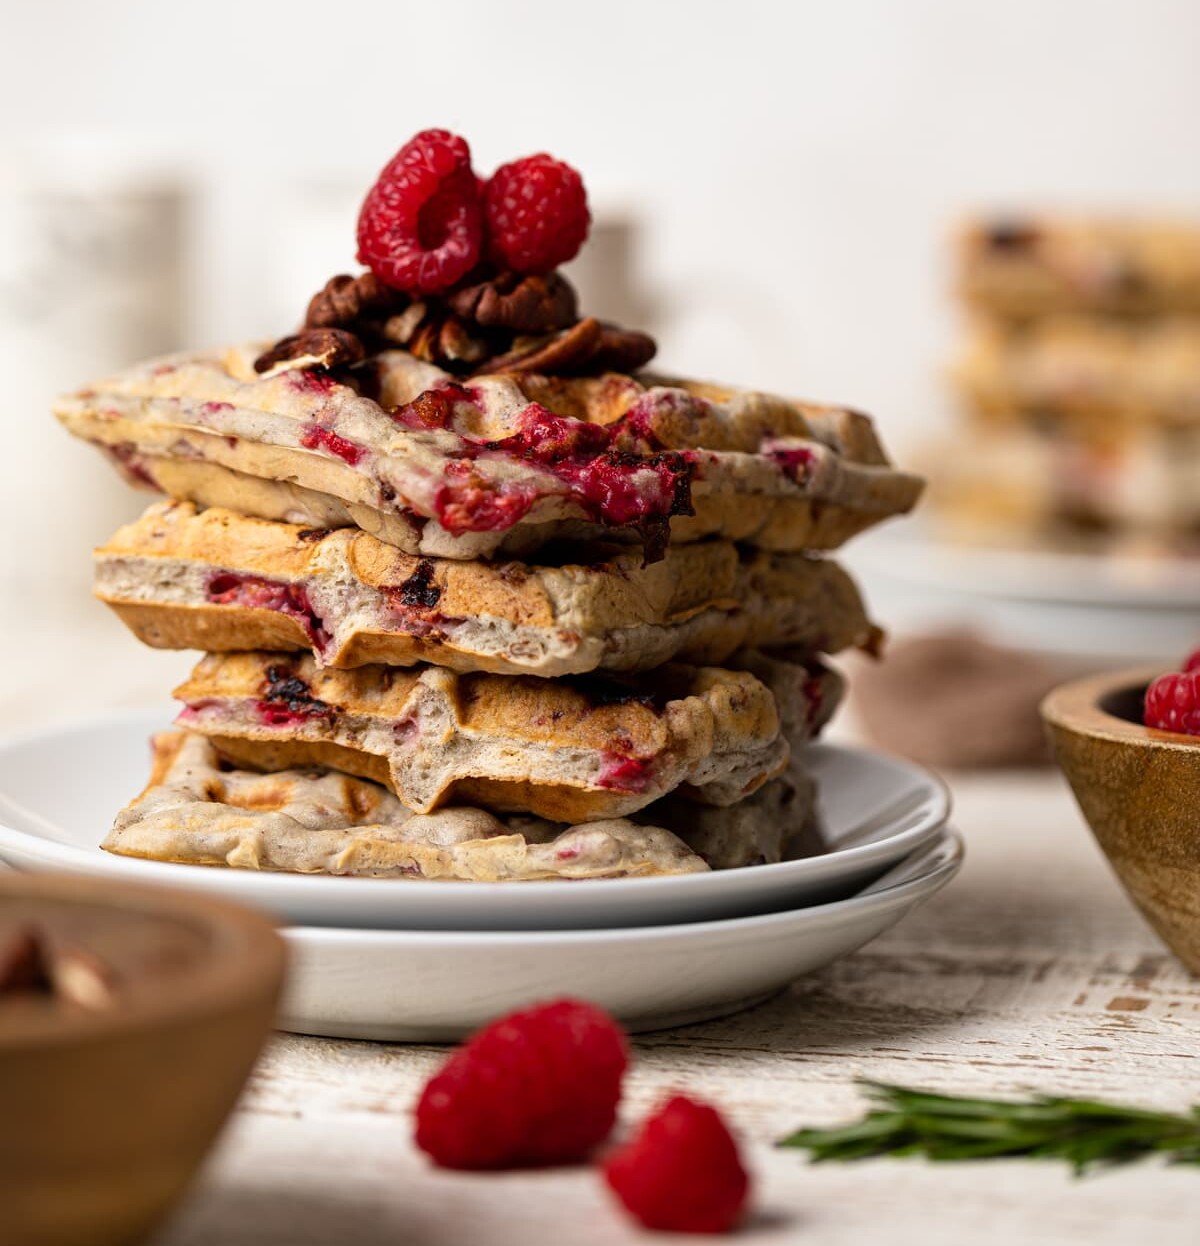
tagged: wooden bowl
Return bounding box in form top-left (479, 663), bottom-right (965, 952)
top-left (1042, 666), bottom-right (1200, 972)
top-left (0, 872), bottom-right (285, 1246)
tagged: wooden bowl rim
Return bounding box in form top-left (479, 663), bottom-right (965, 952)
top-left (0, 871), bottom-right (285, 1050)
top-left (1041, 664), bottom-right (1200, 751)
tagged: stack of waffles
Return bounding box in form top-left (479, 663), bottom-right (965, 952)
top-left (55, 151), bottom-right (923, 883)
top-left (935, 217), bottom-right (1200, 554)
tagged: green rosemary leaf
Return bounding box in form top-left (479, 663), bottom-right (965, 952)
top-left (778, 1081), bottom-right (1200, 1173)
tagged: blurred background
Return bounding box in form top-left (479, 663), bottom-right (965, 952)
top-left (4, 0), bottom-right (1199, 756)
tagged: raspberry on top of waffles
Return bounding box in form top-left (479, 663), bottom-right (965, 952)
top-left (257, 129), bottom-right (653, 380)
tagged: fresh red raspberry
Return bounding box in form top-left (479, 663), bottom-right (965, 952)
top-left (602, 1095), bottom-right (751, 1234)
top-left (1183, 647), bottom-right (1200, 673)
top-left (484, 154), bottom-right (590, 273)
top-left (356, 130), bottom-right (483, 295)
top-left (414, 998), bottom-right (627, 1169)
top-left (1144, 669), bottom-right (1200, 736)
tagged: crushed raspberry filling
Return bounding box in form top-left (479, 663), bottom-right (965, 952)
top-left (290, 370), bottom-right (341, 396)
top-left (420, 403), bottom-right (694, 543)
top-left (206, 572), bottom-right (332, 653)
top-left (596, 753), bottom-right (657, 793)
top-left (108, 443), bottom-right (160, 490)
top-left (299, 424), bottom-right (365, 466)
top-left (480, 408), bottom-right (694, 534)
top-left (392, 559), bottom-right (442, 608)
top-left (766, 444), bottom-right (815, 482)
top-left (382, 559), bottom-right (461, 637)
top-left (434, 474), bottom-right (542, 535)
top-left (254, 700), bottom-right (332, 727)
top-left (254, 665), bottom-right (333, 727)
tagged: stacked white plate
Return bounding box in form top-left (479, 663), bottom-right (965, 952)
top-left (847, 519), bottom-right (1200, 663)
top-left (0, 711), bottom-right (961, 1040)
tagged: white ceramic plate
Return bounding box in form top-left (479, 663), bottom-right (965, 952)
top-left (854, 519), bottom-right (1200, 608)
top-left (278, 827), bottom-right (964, 1040)
top-left (847, 522), bottom-right (1199, 663)
top-left (0, 711), bottom-right (950, 931)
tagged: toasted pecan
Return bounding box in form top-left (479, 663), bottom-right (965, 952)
top-left (254, 328), bottom-right (366, 375)
top-left (0, 928), bottom-right (54, 995)
top-left (476, 317), bottom-right (656, 376)
top-left (448, 271), bottom-right (579, 334)
top-left (305, 272), bottom-right (406, 328)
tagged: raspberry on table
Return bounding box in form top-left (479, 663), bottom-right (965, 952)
top-left (602, 1094), bottom-right (751, 1234)
top-left (1144, 669), bottom-right (1200, 736)
top-left (356, 129), bottom-right (483, 295)
top-left (484, 153), bottom-right (590, 273)
top-left (1183, 647), bottom-right (1200, 673)
top-left (414, 998), bottom-right (628, 1169)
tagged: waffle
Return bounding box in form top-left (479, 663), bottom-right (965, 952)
top-left (95, 501), bottom-right (878, 676)
top-left (170, 649), bottom-right (837, 821)
top-left (955, 316), bottom-right (1200, 431)
top-left (103, 731), bottom-right (820, 879)
top-left (925, 422), bottom-right (1200, 547)
top-left (55, 345), bottom-right (923, 561)
top-left (958, 217), bottom-right (1200, 318)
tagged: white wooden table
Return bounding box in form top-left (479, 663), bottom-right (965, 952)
top-left (138, 767), bottom-right (1200, 1244)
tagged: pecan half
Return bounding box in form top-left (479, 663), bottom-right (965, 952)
top-left (52, 946), bottom-right (118, 1010)
top-left (0, 928), bottom-right (54, 995)
top-left (478, 317), bottom-right (605, 375)
top-left (379, 304), bottom-right (491, 366)
top-left (305, 272), bottom-right (407, 328)
top-left (0, 929), bottom-right (116, 1010)
top-left (448, 271), bottom-right (578, 334)
top-left (254, 328), bottom-right (366, 375)
top-left (476, 317), bottom-right (657, 377)
top-left (588, 324), bottom-right (658, 373)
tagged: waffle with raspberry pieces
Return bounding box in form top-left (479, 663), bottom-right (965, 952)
top-left (169, 650), bottom-right (841, 822)
top-left (94, 501), bottom-right (877, 677)
top-left (104, 732), bottom-right (819, 878)
top-left (56, 345), bottom-right (922, 562)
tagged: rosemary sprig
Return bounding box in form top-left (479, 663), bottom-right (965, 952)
top-left (779, 1082), bottom-right (1200, 1173)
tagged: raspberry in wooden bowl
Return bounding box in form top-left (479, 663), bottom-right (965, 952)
top-left (0, 872), bottom-right (285, 1246)
top-left (1042, 665), bottom-right (1200, 972)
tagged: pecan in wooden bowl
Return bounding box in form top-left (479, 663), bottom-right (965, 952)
top-left (0, 871), bottom-right (285, 1246)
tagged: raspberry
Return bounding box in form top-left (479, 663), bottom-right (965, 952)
top-left (603, 1095), bottom-right (751, 1234)
top-left (356, 130), bottom-right (483, 295)
top-left (1144, 670), bottom-right (1200, 736)
top-left (414, 998), bottom-right (627, 1169)
top-left (1184, 648), bottom-right (1200, 673)
top-left (484, 154), bottom-right (590, 273)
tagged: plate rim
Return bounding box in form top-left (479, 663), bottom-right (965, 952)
top-left (853, 521), bottom-right (1200, 610)
top-left (0, 709), bottom-right (951, 907)
top-left (283, 827), bottom-right (964, 947)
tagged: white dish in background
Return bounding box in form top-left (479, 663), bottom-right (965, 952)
top-left (0, 711), bottom-right (950, 932)
top-left (279, 828), bottom-right (964, 1041)
top-left (847, 522), bottom-right (1199, 663)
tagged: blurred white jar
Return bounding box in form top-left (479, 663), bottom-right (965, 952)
top-left (0, 142), bottom-right (190, 617)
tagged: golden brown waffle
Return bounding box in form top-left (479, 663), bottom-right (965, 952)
top-left (103, 732), bottom-right (819, 879)
top-left (954, 316), bottom-right (1200, 431)
top-left (55, 345), bottom-right (923, 560)
top-left (924, 420), bottom-right (1200, 548)
top-left (170, 651), bottom-right (825, 822)
top-left (958, 217), bottom-right (1200, 318)
top-left (95, 501), bottom-right (878, 676)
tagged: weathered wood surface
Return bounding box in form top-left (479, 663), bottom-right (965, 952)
top-left (145, 770), bottom-right (1200, 1244)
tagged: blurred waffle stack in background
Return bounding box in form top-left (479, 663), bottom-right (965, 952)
top-left (848, 219), bottom-right (1200, 768)
top-left (935, 218), bottom-right (1200, 555)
